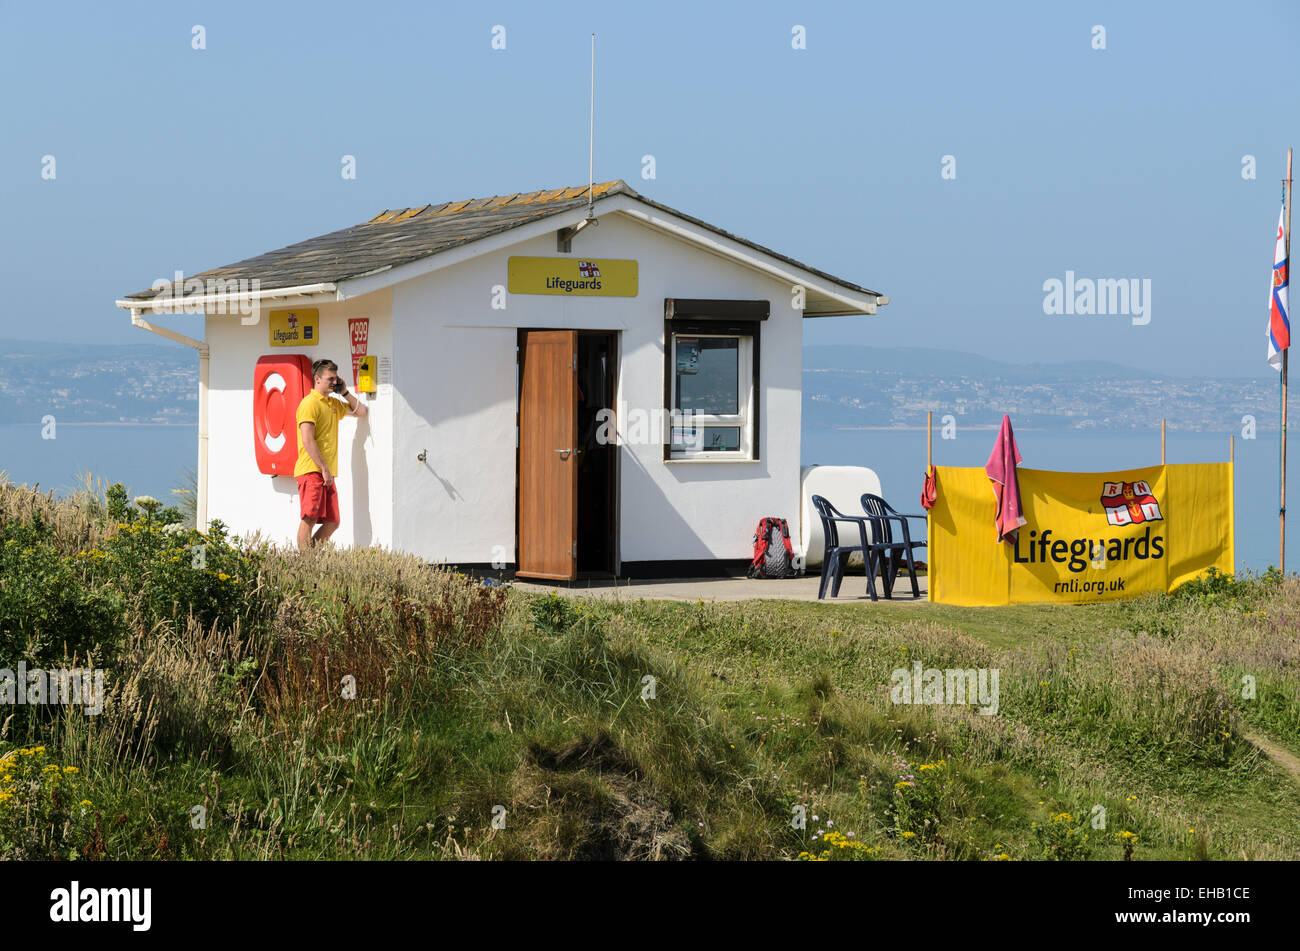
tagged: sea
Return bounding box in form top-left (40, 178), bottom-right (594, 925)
top-left (0, 423), bottom-right (1283, 573)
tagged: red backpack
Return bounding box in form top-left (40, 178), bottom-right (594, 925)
top-left (748, 517), bottom-right (797, 579)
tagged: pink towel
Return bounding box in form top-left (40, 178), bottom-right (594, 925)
top-left (985, 414), bottom-right (1026, 543)
top-left (920, 465), bottom-right (937, 510)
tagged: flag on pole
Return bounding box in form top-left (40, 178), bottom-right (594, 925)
top-left (1269, 204), bottom-right (1290, 371)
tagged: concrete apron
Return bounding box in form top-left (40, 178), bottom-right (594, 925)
top-left (509, 573), bottom-right (929, 603)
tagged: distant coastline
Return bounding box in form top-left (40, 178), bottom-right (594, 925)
top-left (0, 421), bottom-right (197, 427)
top-left (830, 425), bottom-right (1015, 432)
top-left (0, 340), bottom-right (1277, 434)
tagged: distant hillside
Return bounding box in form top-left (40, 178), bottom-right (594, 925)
top-left (802, 346), bottom-right (1273, 433)
top-left (804, 346), bottom-right (1169, 383)
top-left (0, 339), bottom-right (189, 360)
top-left (0, 337), bottom-right (196, 423)
top-left (0, 338), bottom-right (1276, 432)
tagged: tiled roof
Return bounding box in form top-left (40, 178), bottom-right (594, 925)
top-left (122, 179), bottom-right (880, 301)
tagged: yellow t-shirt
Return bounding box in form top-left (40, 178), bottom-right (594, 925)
top-left (294, 390), bottom-right (349, 477)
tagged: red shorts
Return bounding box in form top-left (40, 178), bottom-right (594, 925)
top-left (296, 472), bottom-right (340, 523)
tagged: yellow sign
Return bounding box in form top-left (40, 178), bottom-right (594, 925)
top-left (268, 309), bottom-right (319, 347)
top-left (507, 257), bottom-right (637, 296)
top-left (928, 464), bottom-right (1233, 606)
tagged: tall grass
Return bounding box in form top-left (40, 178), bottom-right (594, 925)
top-left (3, 478), bottom-right (1300, 860)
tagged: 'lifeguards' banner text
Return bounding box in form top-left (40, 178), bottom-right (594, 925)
top-left (928, 464), bottom-right (1233, 605)
top-left (507, 257), bottom-right (638, 297)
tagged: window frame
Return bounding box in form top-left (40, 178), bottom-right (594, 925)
top-left (662, 304), bottom-right (764, 462)
top-left (669, 332), bottom-right (753, 458)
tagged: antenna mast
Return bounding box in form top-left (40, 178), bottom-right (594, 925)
top-left (588, 33), bottom-right (595, 216)
top-left (559, 34), bottom-right (598, 250)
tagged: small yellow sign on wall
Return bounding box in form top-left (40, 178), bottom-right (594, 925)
top-left (268, 309), bottom-right (319, 347)
top-left (508, 257), bottom-right (638, 297)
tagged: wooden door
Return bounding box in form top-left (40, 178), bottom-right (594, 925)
top-left (517, 330), bottom-right (578, 580)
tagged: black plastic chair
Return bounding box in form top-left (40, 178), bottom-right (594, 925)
top-left (811, 495), bottom-right (877, 599)
top-left (860, 493), bottom-right (928, 600)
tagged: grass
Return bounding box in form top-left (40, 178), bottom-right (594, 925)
top-left (1, 474), bottom-right (1298, 860)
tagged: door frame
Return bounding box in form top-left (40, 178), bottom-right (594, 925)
top-left (515, 328), bottom-right (621, 578)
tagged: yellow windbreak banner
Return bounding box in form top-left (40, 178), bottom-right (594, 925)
top-left (928, 464), bottom-right (1233, 606)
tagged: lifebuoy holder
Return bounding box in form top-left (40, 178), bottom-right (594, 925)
top-left (253, 354), bottom-right (312, 475)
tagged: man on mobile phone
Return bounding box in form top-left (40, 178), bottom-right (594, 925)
top-left (295, 358), bottom-right (368, 551)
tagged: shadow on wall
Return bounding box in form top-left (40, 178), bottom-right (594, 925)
top-left (270, 475), bottom-right (298, 544)
top-left (350, 413), bottom-right (372, 546)
top-left (423, 461), bottom-right (461, 500)
top-left (620, 447), bottom-right (773, 560)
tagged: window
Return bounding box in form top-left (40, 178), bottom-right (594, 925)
top-left (663, 299), bottom-right (766, 461)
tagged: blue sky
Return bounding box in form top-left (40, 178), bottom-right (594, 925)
top-left (1, 0), bottom-right (1296, 379)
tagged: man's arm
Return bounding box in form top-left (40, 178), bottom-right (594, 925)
top-left (341, 387), bottom-right (368, 419)
top-left (299, 421), bottom-right (332, 485)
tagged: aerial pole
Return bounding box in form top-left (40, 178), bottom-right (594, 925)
top-left (1283, 148), bottom-right (1292, 572)
top-left (588, 34), bottom-right (595, 214)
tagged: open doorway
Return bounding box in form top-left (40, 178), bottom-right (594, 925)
top-left (516, 329), bottom-right (618, 580)
top-left (575, 331), bottom-right (617, 575)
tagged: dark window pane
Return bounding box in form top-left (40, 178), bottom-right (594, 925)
top-left (700, 427), bottom-right (741, 451)
top-left (676, 337), bottom-right (738, 414)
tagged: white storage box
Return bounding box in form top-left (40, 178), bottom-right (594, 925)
top-left (799, 465), bottom-right (883, 568)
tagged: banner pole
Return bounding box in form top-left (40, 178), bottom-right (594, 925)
top-left (1161, 418), bottom-right (1166, 464)
top-left (1284, 148), bottom-right (1292, 574)
top-left (927, 411), bottom-right (932, 470)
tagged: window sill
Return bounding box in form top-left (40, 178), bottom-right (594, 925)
top-left (664, 456), bottom-right (760, 464)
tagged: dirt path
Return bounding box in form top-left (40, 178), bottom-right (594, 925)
top-left (1243, 729), bottom-right (1300, 784)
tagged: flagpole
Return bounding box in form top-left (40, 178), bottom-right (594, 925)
top-left (1283, 148), bottom-right (1292, 573)
top-left (927, 410), bottom-right (933, 470)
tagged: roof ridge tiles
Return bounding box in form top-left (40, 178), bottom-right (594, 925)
top-left (369, 180), bottom-right (627, 223)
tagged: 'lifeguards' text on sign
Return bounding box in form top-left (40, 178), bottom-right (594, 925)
top-left (507, 257), bottom-right (638, 297)
top-left (268, 309), bottom-right (319, 348)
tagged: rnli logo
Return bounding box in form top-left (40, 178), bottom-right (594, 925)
top-left (578, 261), bottom-right (601, 278)
top-left (1101, 480), bottom-right (1162, 527)
top-left (286, 313), bottom-right (298, 329)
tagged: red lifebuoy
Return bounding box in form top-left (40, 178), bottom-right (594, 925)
top-left (253, 354), bottom-right (312, 474)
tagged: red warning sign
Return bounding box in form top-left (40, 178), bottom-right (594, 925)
top-left (348, 318), bottom-right (369, 387)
